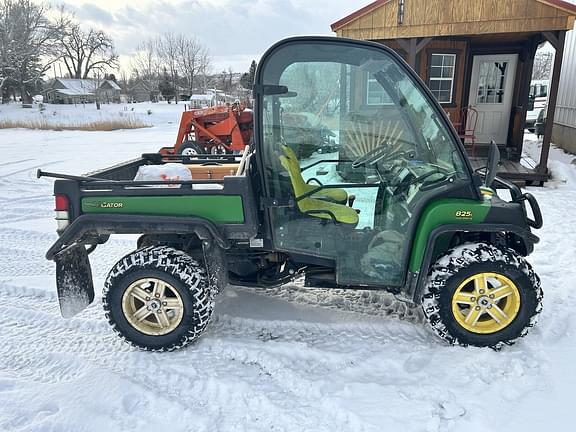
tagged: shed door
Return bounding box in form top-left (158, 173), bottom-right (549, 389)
top-left (468, 54), bottom-right (518, 145)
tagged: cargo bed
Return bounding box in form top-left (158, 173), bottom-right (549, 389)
top-left (45, 152), bottom-right (259, 261)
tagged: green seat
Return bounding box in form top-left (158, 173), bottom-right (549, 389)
top-left (282, 145), bottom-right (348, 204)
top-left (279, 155), bottom-right (359, 226)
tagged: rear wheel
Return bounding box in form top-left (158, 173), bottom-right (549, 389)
top-left (178, 140), bottom-right (205, 155)
top-left (421, 243), bottom-right (542, 349)
top-left (103, 246), bottom-right (214, 351)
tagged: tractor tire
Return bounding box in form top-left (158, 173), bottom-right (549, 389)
top-left (421, 242), bottom-right (542, 349)
top-left (103, 246), bottom-right (214, 352)
top-left (178, 140), bottom-right (205, 156)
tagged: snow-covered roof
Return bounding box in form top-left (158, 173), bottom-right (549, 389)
top-left (56, 89), bottom-right (92, 96)
top-left (190, 94), bottom-right (215, 101)
top-left (101, 80), bottom-right (121, 90)
top-left (55, 79), bottom-right (97, 94)
top-left (52, 78), bottom-right (120, 96)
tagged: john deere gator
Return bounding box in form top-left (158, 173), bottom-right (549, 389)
top-left (42, 36), bottom-right (543, 351)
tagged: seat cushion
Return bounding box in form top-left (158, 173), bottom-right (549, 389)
top-left (298, 197), bottom-right (359, 226)
top-left (306, 184), bottom-right (348, 204)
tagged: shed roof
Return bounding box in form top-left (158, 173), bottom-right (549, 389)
top-left (99, 80), bottom-right (121, 90)
top-left (331, 0), bottom-right (576, 39)
top-left (51, 78), bottom-right (121, 95)
top-left (55, 78), bottom-right (97, 95)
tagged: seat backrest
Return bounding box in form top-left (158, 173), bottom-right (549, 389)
top-left (279, 155), bottom-right (307, 199)
top-left (282, 145), bottom-right (301, 171)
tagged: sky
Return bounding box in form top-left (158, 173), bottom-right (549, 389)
top-left (49, 0), bottom-right (362, 75)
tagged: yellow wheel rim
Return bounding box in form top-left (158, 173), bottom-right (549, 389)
top-left (451, 272), bottom-right (521, 334)
top-left (122, 278), bottom-right (184, 336)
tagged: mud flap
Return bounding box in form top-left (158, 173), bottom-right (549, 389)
top-left (55, 245), bottom-right (94, 318)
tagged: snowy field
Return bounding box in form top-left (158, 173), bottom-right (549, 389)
top-left (0, 102), bottom-right (575, 432)
top-left (0, 101), bottom-right (168, 129)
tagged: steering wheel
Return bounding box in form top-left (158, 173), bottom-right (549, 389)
top-left (351, 145), bottom-right (392, 169)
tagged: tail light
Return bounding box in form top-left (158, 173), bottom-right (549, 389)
top-left (54, 194), bottom-right (70, 230)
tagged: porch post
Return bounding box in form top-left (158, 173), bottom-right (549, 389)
top-left (537, 30), bottom-right (566, 174)
top-left (408, 38), bottom-right (418, 67)
top-left (511, 36), bottom-right (539, 161)
top-left (395, 37), bottom-right (433, 70)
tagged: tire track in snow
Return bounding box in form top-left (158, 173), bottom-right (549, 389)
top-left (0, 307), bottom-right (342, 429)
top-left (0, 158), bottom-right (34, 168)
top-left (0, 279), bottom-right (433, 431)
top-left (0, 227), bottom-right (135, 279)
top-left (0, 159), bottom-right (66, 178)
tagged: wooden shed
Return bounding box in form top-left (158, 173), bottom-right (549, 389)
top-left (331, 0), bottom-right (576, 184)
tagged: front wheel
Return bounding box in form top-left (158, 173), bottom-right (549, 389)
top-left (103, 246), bottom-right (214, 351)
top-left (421, 243), bottom-right (542, 349)
top-left (178, 140), bottom-right (205, 156)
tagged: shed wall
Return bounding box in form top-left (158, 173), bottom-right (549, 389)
top-left (553, 28), bottom-right (576, 153)
top-left (336, 0), bottom-right (575, 39)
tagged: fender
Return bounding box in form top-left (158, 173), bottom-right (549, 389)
top-left (47, 214), bottom-right (230, 318)
top-left (46, 214), bottom-right (230, 260)
top-left (405, 223), bottom-right (539, 304)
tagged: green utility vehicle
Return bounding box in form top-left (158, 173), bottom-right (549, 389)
top-left (42, 37), bottom-right (543, 351)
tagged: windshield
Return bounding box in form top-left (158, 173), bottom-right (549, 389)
top-left (259, 40), bottom-right (469, 187)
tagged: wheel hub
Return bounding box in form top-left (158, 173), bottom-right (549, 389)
top-left (477, 296), bottom-right (491, 308)
top-left (148, 299), bottom-right (162, 311)
top-left (451, 272), bottom-right (521, 334)
top-left (121, 278), bottom-right (185, 336)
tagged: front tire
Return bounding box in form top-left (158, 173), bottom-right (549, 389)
top-left (103, 246), bottom-right (214, 351)
top-left (421, 243), bottom-right (542, 349)
top-left (178, 140), bottom-right (205, 155)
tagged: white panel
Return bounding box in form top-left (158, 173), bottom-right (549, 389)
top-left (556, 28), bottom-right (576, 128)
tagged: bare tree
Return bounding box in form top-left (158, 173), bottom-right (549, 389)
top-left (156, 33), bottom-right (180, 102)
top-left (129, 33), bottom-right (211, 102)
top-left (176, 35), bottom-right (211, 96)
top-left (58, 22), bottom-right (118, 79)
top-left (0, 4), bottom-right (11, 96)
top-left (532, 51), bottom-right (554, 81)
top-left (0, 0), bottom-right (66, 103)
top-left (220, 67), bottom-right (234, 94)
top-left (130, 39), bottom-right (161, 101)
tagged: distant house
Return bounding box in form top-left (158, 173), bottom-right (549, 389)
top-left (97, 80), bottom-right (122, 103)
top-left (44, 78), bottom-right (121, 104)
top-left (127, 81), bottom-right (158, 103)
top-left (553, 27), bottom-right (576, 153)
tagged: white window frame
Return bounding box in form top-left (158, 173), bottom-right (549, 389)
top-left (429, 53), bottom-right (456, 104)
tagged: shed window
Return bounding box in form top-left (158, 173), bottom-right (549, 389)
top-left (366, 74), bottom-right (393, 105)
top-left (429, 54), bottom-right (456, 104)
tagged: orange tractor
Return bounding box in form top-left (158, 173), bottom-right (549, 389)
top-left (161, 102), bottom-right (253, 155)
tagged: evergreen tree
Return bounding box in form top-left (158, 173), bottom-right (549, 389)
top-left (240, 60), bottom-right (257, 90)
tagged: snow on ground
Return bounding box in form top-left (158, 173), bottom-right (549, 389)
top-left (0, 100), bottom-right (182, 129)
top-left (0, 106), bottom-right (575, 431)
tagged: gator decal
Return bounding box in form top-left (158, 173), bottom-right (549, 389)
top-left (84, 201), bottom-right (124, 209)
top-left (81, 195), bottom-right (245, 224)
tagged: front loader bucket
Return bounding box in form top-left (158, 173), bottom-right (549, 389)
top-left (55, 245), bottom-right (95, 318)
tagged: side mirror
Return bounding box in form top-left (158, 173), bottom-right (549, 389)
top-left (484, 140), bottom-right (500, 187)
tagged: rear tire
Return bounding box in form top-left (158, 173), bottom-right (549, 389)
top-left (421, 242), bottom-right (542, 349)
top-left (103, 246), bottom-right (214, 351)
top-left (178, 140), bottom-right (205, 155)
